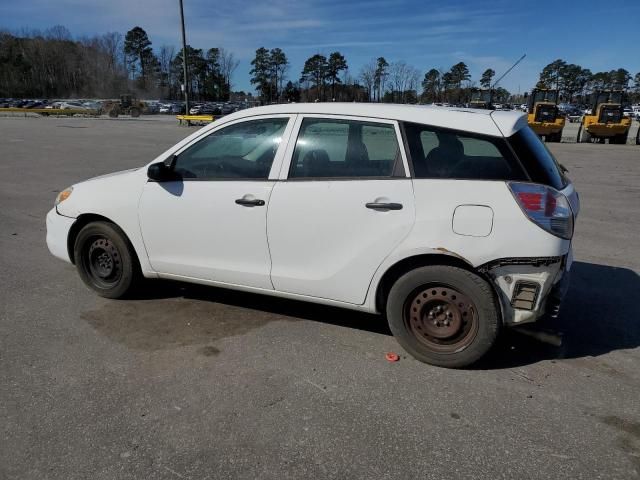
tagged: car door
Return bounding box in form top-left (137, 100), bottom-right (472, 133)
top-left (267, 115), bottom-right (415, 305)
top-left (139, 115), bottom-right (295, 289)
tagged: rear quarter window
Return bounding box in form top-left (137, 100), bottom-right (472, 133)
top-left (507, 126), bottom-right (567, 190)
top-left (403, 122), bottom-right (527, 181)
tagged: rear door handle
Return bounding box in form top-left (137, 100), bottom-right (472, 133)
top-left (235, 198), bottom-right (265, 207)
top-left (366, 202), bottom-right (403, 211)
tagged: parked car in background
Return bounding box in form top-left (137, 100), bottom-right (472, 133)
top-left (221, 103), bottom-right (237, 115)
top-left (189, 103), bottom-right (203, 115)
top-left (23, 100), bottom-right (47, 109)
top-left (82, 101), bottom-right (103, 113)
top-left (144, 102), bottom-right (160, 114)
top-left (559, 104), bottom-right (583, 123)
top-left (56, 101), bottom-right (90, 110)
top-left (46, 103), bottom-right (579, 368)
top-left (170, 103), bottom-right (185, 114)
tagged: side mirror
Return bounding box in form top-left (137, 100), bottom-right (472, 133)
top-left (147, 161), bottom-right (177, 182)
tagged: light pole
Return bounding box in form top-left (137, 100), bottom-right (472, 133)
top-left (179, 0), bottom-right (189, 115)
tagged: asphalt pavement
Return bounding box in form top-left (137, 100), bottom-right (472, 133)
top-left (1, 115), bottom-right (639, 479)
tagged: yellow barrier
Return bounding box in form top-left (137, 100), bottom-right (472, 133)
top-left (176, 114), bottom-right (215, 125)
top-left (0, 107), bottom-right (100, 115)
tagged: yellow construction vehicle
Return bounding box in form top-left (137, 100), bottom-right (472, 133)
top-left (103, 94), bottom-right (145, 118)
top-left (577, 90), bottom-right (631, 144)
top-left (527, 89), bottom-right (565, 142)
top-left (469, 89), bottom-right (494, 110)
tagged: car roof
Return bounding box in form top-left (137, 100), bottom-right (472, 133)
top-left (219, 103), bottom-right (526, 137)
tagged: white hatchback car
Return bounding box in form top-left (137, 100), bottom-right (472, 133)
top-left (47, 104), bottom-right (579, 367)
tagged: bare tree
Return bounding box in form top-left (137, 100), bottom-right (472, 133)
top-left (387, 61), bottom-right (420, 103)
top-left (158, 45), bottom-right (175, 97)
top-left (359, 58), bottom-right (377, 102)
top-left (219, 48), bottom-right (240, 91)
top-left (45, 25), bottom-right (72, 41)
top-left (101, 32), bottom-right (123, 72)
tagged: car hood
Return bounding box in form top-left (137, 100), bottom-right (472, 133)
top-left (79, 167), bottom-right (140, 185)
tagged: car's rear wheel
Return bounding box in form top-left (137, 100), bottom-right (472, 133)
top-left (386, 265), bottom-right (500, 368)
top-left (74, 221), bottom-right (139, 299)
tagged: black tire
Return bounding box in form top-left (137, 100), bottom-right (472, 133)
top-left (613, 133), bottom-right (628, 145)
top-left (73, 221), bottom-right (139, 299)
top-left (130, 107), bottom-right (141, 118)
top-left (547, 132), bottom-right (561, 143)
top-left (386, 265), bottom-right (500, 368)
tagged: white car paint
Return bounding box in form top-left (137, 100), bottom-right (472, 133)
top-left (47, 103), bottom-right (576, 326)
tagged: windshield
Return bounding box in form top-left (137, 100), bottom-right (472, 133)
top-left (471, 90), bottom-right (491, 102)
top-left (508, 126), bottom-right (567, 190)
top-left (593, 91), bottom-right (623, 107)
top-left (532, 90), bottom-right (558, 104)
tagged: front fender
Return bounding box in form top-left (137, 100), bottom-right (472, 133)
top-left (56, 169), bottom-right (156, 277)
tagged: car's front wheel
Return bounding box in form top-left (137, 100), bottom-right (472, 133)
top-left (74, 221), bottom-right (139, 298)
top-left (386, 265), bottom-right (500, 368)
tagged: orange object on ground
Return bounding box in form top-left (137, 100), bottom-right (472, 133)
top-left (385, 352), bottom-right (400, 362)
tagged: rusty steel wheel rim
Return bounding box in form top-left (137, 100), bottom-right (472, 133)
top-left (405, 285), bottom-right (479, 353)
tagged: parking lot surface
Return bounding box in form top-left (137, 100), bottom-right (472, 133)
top-left (1, 116), bottom-right (639, 479)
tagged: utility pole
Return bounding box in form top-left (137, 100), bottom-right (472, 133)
top-left (179, 0), bottom-right (189, 114)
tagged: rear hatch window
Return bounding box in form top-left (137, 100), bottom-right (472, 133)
top-left (508, 126), bottom-right (568, 190)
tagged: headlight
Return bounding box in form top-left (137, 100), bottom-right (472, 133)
top-left (55, 186), bottom-right (73, 206)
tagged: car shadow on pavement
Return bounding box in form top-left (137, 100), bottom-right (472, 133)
top-left (175, 282), bottom-right (392, 335)
top-left (82, 278), bottom-right (390, 352)
top-left (86, 261), bottom-right (638, 366)
top-left (478, 261), bottom-right (640, 369)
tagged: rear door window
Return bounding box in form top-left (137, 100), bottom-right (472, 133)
top-left (289, 118), bottom-right (401, 178)
top-left (403, 122), bottom-right (527, 181)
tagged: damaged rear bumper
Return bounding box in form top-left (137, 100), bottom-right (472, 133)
top-left (480, 252), bottom-right (572, 326)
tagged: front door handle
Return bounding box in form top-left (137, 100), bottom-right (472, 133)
top-left (366, 202), bottom-right (403, 211)
top-left (235, 198), bottom-right (265, 207)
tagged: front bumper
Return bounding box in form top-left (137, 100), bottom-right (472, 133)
top-left (46, 208), bottom-right (75, 263)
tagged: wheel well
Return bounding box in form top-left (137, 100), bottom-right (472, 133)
top-left (374, 254), bottom-right (501, 319)
top-left (67, 214), bottom-right (137, 266)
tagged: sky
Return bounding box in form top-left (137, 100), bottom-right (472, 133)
top-left (2, 0), bottom-right (639, 95)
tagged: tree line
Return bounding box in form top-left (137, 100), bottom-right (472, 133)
top-left (251, 51), bottom-right (640, 105)
top-left (0, 25), bottom-right (239, 100)
top-left (535, 59), bottom-right (637, 103)
top-left (1, 25), bottom-right (639, 105)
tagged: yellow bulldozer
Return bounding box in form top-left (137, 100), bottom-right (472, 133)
top-left (103, 94), bottom-right (145, 118)
top-left (527, 89), bottom-right (564, 143)
top-left (577, 90), bottom-right (631, 144)
top-left (469, 89), bottom-right (494, 110)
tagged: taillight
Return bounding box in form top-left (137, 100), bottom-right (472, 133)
top-left (508, 182), bottom-right (574, 239)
